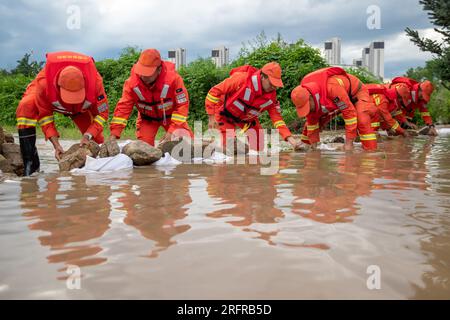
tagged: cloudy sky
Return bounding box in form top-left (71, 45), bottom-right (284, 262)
top-left (0, 0), bottom-right (444, 79)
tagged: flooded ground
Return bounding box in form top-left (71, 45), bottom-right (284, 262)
top-left (1, 132), bottom-right (450, 299)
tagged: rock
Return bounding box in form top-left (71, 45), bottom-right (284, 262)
top-left (159, 138), bottom-right (214, 160)
top-left (4, 133), bottom-right (14, 144)
top-left (1, 143), bottom-right (24, 176)
top-left (417, 126), bottom-right (430, 136)
top-left (330, 136), bottom-right (345, 144)
top-left (0, 154), bottom-right (15, 174)
top-left (0, 126), bottom-right (5, 145)
top-left (158, 138), bottom-right (183, 155)
top-left (99, 140), bottom-right (120, 158)
top-left (122, 140), bottom-right (162, 166)
top-left (58, 141), bottom-right (100, 171)
top-left (407, 129), bottom-right (419, 137)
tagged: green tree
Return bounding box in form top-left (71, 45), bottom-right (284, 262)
top-left (11, 52), bottom-right (44, 77)
top-left (406, 0), bottom-right (450, 88)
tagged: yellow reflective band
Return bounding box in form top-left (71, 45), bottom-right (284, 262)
top-left (391, 122), bottom-right (400, 130)
top-left (392, 110), bottom-right (403, 117)
top-left (273, 120), bottom-right (286, 128)
top-left (371, 122), bottom-right (380, 128)
top-left (336, 78), bottom-right (344, 87)
top-left (171, 113), bottom-right (187, 123)
top-left (344, 117), bottom-right (357, 126)
top-left (94, 115), bottom-right (106, 127)
top-left (307, 124), bottom-right (320, 131)
top-left (301, 135), bottom-right (309, 141)
top-left (421, 112), bottom-right (430, 117)
top-left (38, 115), bottom-right (55, 126)
top-left (206, 93), bottom-right (220, 104)
top-left (111, 117), bottom-right (127, 125)
top-left (374, 95), bottom-right (381, 106)
top-left (360, 133), bottom-right (377, 141)
top-left (17, 117), bottom-right (38, 126)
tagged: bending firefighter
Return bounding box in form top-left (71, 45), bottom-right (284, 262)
top-left (389, 77), bottom-right (437, 136)
top-left (205, 62), bottom-right (300, 151)
top-left (291, 67), bottom-right (378, 151)
top-left (366, 83), bottom-right (412, 137)
top-left (109, 49), bottom-right (193, 146)
top-left (16, 51), bottom-right (109, 176)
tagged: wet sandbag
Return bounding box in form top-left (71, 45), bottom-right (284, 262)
top-left (122, 140), bottom-right (162, 166)
top-left (59, 141), bottom-right (100, 172)
top-left (73, 154), bottom-right (133, 172)
top-left (99, 139), bottom-right (120, 158)
top-left (438, 128), bottom-right (450, 136)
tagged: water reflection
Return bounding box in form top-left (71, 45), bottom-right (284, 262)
top-left (7, 134), bottom-right (450, 298)
top-left (20, 174), bottom-right (111, 270)
top-left (118, 167), bottom-right (192, 258)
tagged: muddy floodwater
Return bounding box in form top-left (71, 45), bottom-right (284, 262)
top-left (1, 133), bottom-right (450, 299)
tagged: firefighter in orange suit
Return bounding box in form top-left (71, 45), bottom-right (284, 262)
top-left (366, 83), bottom-right (411, 137)
top-left (15, 51), bottom-right (109, 175)
top-left (109, 49), bottom-right (193, 146)
top-left (390, 77), bottom-right (437, 136)
top-left (291, 67), bottom-right (378, 151)
top-left (205, 62), bottom-right (300, 151)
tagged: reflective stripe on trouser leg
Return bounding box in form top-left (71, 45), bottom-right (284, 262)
top-left (356, 104), bottom-right (377, 151)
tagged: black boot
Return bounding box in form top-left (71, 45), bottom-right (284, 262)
top-left (18, 127), bottom-right (40, 176)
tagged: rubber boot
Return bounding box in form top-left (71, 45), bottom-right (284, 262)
top-left (18, 127), bottom-right (40, 176)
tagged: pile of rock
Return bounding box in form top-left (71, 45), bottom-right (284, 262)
top-left (0, 126), bottom-right (24, 176)
top-left (58, 141), bottom-right (100, 171)
top-left (158, 138), bottom-right (215, 160)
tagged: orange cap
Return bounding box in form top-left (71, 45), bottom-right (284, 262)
top-left (420, 80), bottom-right (434, 102)
top-left (57, 66), bottom-right (85, 104)
top-left (261, 62), bottom-right (284, 88)
top-left (291, 86), bottom-right (311, 118)
top-left (135, 49), bottom-right (162, 76)
top-left (394, 83), bottom-right (412, 106)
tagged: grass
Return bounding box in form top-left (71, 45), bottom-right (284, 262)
top-left (1, 123), bottom-right (166, 141)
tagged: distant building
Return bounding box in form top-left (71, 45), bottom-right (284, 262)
top-left (353, 59), bottom-right (363, 68)
top-left (211, 46), bottom-right (229, 68)
top-left (368, 41), bottom-right (385, 80)
top-left (167, 48), bottom-right (186, 70)
top-left (352, 42), bottom-right (384, 80)
top-left (362, 48), bottom-right (370, 70)
top-left (324, 37), bottom-right (341, 65)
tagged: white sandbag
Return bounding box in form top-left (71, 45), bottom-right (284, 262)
top-left (317, 143), bottom-right (337, 151)
top-left (438, 128), bottom-right (450, 136)
top-left (71, 154), bottom-right (133, 173)
top-left (153, 153), bottom-right (182, 166)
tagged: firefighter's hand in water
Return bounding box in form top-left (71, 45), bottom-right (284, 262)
top-left (428, 125), bottom-right (438, 136)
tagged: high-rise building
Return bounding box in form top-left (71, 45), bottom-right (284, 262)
top-left (168, 48), bottom-right (186, 70)
top-left (368, 41), bottom-right (384, 80)
top-left (324, 37), bottom-right (341, 65)
top-left (211, 46), bottom-right (229, 68)
top-left (362, 48), bottom-right (370, 70)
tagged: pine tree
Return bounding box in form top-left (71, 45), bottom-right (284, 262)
top-left (406, 0), bottom-right (450, 88)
